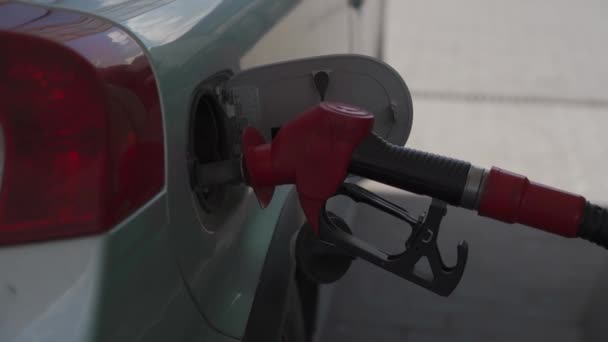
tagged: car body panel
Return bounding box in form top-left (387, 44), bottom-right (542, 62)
top-left (4, 0), bottom-right (385, 340)
top-left (0, 235), bottom-right (102, 342)
top-left (1, 193), bottom-right (183, 342)
top-left (0, 193), bottom-right (239, 342)
top-left (10, 0), bottom-right (304, 338)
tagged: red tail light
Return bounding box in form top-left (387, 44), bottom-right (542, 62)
top-left (0, 4), bottom-right (164, 245)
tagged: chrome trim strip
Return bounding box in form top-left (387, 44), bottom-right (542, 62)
top-left (461, 165), bottom-right (487, 210)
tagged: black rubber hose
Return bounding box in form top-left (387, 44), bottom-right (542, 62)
top-left (578, 202), bottom-right (608, 249)
top-left (349, 133), bottom-right (471, 206)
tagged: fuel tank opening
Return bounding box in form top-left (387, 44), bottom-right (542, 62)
top-left (188, 90), bottom-right (232, 212)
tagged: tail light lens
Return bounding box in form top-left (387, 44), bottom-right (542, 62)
top-left (0, 5), bottom-right (164, 245)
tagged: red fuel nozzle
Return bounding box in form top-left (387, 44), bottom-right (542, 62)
top-left (233, 102), bottom-right (608, 249)
top-left (195, 99), bottom-right (608, 299)
top-left (242, 102), bottom-right (374, 233)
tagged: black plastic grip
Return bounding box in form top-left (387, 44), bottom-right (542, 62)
top-left (578, 202), bottom-right (608, 249)
top-left (349, 133), bottom-right (471, 206)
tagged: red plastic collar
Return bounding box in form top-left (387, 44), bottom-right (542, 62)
top-left (478, 167), bottom-right (586, 237)
top-left (242, 102), bottom-right (374, 233)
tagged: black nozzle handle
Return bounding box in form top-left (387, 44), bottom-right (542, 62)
top-left (579, 202), bottom-right (608, 249)
top-left (349, 133), bottom-right (472, 206)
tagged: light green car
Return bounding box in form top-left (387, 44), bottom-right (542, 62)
top-left (0, 1), bottom-right (414, 341)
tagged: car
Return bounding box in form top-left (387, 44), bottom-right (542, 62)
top-left (0, 1), bottom-right (415, 341)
